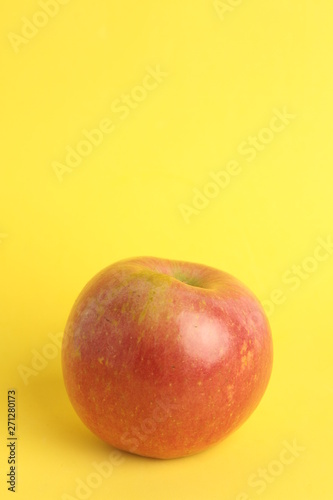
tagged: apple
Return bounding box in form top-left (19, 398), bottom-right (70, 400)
top-left (62, 256), bottom-right (273, 459)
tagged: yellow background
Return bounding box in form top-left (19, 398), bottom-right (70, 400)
top-left (1, 1), bottom-right (332, 499)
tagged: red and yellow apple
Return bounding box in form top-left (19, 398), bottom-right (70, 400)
top-left (62, 256), bottom-right (273, 459)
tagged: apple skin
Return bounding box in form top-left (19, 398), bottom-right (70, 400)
top-left (62, 257), bottom-right (273, 459)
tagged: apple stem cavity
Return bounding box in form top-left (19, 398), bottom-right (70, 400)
top-left (173, 272), bottom-right (203, 288)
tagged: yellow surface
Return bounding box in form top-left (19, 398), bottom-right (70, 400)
top-left (1, 1), bottom-right (332, 499)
